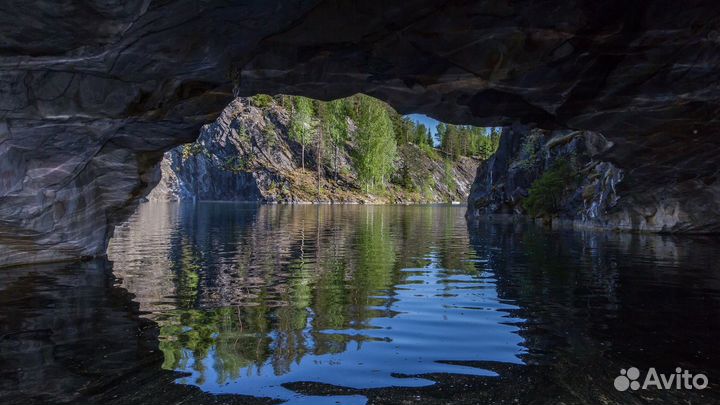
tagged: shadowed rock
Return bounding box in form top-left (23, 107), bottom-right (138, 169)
top-left (1, 0), bottom-right (719, 266)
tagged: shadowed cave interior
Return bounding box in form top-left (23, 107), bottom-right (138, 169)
top-left (1, 0), bottom-right (720, 267)
top-left (1, 2), bottom-right (720, 404)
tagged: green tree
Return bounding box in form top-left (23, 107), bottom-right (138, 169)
top-left (320, 99), bottom-right (348, 181)
top-left (414, 123), bottom-right (429, 146)
top-left (353, 95), bottom-right (398, 192)
top-left (250, 94), bottom-right (274, 108)
top-left (289, 96), bottom-right (315, 170)
top-left (390, 114), bottom-right (413, 144)
top-left (523, 160), bottom-right (577, 220)
top-left (441, 124), bottom-right (462, 159)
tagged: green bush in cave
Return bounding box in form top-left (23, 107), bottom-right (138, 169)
top-left (523, 160), bottom-right (577, 219)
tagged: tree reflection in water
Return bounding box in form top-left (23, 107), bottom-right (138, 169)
top-left (4, 203), bottom-right (718, 405)
top-left (109, 203), bottom-right (508, 400)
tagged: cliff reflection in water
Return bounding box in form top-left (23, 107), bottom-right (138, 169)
top-left (3, 204), bottom-right (718, 405)
top-left (108, 203), bottom-right (523, 402)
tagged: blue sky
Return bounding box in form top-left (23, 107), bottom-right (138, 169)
top-left (405, 113), bottom-right (441, 144)
top-left (405, 113), bottom-right (440, 135)
top-left (405, 114), bottom-right (501, 147)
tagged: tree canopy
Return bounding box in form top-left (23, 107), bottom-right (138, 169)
top-left (280, 93), bottom-right (500, 190)
top-left (351, 95), bottom-right (398, 192)
top-left (438, 124), bottom-right (500, 160)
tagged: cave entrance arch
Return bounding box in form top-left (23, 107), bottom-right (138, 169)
top-left (147, 94), bottom-right (491, 205)
top-left (1, 1), bottom-right (718, 267)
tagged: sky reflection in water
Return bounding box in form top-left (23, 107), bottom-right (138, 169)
top-left (108, 203), bottom-right (526, 404)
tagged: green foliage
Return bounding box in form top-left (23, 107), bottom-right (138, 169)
top-left (352, 95), bottom-right (398, 192)
top-left (415, 123), bottom-right (433, 146)
top-left (443, 160), bottom-right (456, 196)
top-left (289, 96), bottom-right (316, 169)
top-left (280, 94), bottom-right (496, 185)
top-left (422, 175), bottom-right (437, 200)
top-left (323, 99), bottom-right (348, 146)
top-left (438, 124), bottom-right (499, 160)
top-left (250, 94), bottom-right (274, 108)
top-left (208, 93), bottom-right (503, 200)
top-left (182, 142), bottom-right (204, 160)
top-left (277, 94), bottom-right (294, 111)
top-left (262, 125), bottom-right (277, 147)
top-left (523, 160), bottom-right (577, 219)
top-left (397, 162), bottom-right (416, 191)
top-left (236, 124), bottom-right (250, 143)
top-left (223, 156), bottom-right (249, 173)
top-left (390, 114), bottom-right (412, 144)
top-left (314, 99), bottom-right (348, 177)
top-left (419, 142), bottom-right (441, 161)
top-left (517, 132), bottom-right (542, 170)
top-left (289, 96), bottom-right (315, 143)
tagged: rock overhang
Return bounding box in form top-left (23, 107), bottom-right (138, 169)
top-left (1, 0), bottom-right (719, 266)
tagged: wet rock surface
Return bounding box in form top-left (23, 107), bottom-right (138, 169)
top-left (1, 1), bottom-right (720, 264)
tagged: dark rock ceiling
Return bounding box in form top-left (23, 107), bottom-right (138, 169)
top-left (1, 0), bottom-right (719, 265)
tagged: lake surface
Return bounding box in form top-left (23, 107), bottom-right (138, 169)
top-left (1, 203), bottom-right (719, 404)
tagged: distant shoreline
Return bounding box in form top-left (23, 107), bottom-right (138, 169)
top-left (142, 199), bottom-right (467, 206)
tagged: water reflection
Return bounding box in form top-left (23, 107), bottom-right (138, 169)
top-left (108, 204), bottom-right (525, 404)
top-left (0, 260), bottom-right (164, 404)
top-left (2, 204), bottom-right (719, 405)
top-left (468, 217), bottom-right (720, 404)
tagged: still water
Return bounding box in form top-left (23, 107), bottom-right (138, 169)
top-left (1, 203), bottom-right (719, 404)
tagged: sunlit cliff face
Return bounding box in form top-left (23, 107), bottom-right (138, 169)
top-left (1, 0), bottom-right (719, 266)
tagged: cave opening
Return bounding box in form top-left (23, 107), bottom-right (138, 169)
top-left (3, 2), bottom-right (720, 404)
top-left (146, 93), bottom-right (499, 206)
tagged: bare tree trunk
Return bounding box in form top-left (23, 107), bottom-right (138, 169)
top-left (334, 142), bottom-right (338, 181)
top-left (301, 143), bottom-right (305, 170)
top-left (317, 127), bottom-right (323, 200)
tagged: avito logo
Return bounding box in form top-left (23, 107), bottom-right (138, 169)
top-left (614, 367), bottom-right (708, 391)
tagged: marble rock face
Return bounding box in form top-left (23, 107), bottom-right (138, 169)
top-left (467, 124), bottom-right (720, 232)
top-left (1, 1), bottom-right (719, 266)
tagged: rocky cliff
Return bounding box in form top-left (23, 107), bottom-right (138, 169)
top-left (148, 97), bottom-right (478, 204)
top-left (467, 125), bottom-right (720, 233)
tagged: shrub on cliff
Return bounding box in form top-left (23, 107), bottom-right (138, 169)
top-left (523, 160), bottom-right (576, 219)
top-left (250, 94), bottom-right (274, 108)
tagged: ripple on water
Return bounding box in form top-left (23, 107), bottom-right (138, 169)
top-left (104, 202), bottom-right (720, 405)
top-left (107, 203), bottom-right (526, 404)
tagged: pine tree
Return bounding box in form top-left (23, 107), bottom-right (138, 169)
top-left (415, 123), bottom-right (428, 146)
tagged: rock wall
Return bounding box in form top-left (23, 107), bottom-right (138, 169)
top-left (147, 97), bottom-right (478, 204)
top-left (467, 125), bottom-right (720, 233)
top-left (1, 1), bottom-right (719, 265)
